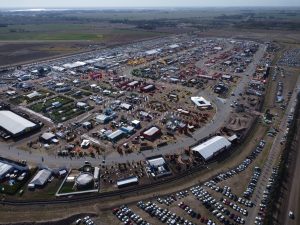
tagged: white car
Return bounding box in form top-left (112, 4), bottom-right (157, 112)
top-left (289, 211), bottom-right (294, 219)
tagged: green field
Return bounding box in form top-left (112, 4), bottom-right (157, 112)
top-left (9, 90), bottom-right (54, 105)
top-left (30, 96), bottom-right (73, 112)
top-left (0, 23), bottom-right (162, 41)
top-left (65, 90), bottom-right (92, 99)
top-left (49, 103), bottom-right (92, 122)
top-left (0, 24), bottom-right (105, 41)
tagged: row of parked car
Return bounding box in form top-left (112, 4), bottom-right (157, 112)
top-left (215, 145), bottom-right (263, 183)
top-left (237, 197), bottom-right (254, 208)
top-left (156, 190), bottom-right (189, 206)
top-left (212, 139), bottom-right (266, 184)
top-left (204, 180), bottom-right (254, 209)
top-left (243, 167), bottom-right (261, 199)
top-left (222, 198), bottom-right (248, 216)
top-left (255, 167), bottom-right (279, 225)
top-left (75, 216), bottom-right (95, 225)
top-left (191, 185), bottom-right (245, 225)
top-left (178, 202), bottom-right (202, 219)
top-left (205, 182), bottom-right (238, 202)
top-left (112, 205), bottom-right (150, 225)
top-left (137, 201), bottom-right (195, 225)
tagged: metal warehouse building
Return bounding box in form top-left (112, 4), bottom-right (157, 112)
top-left (28, 169), bottom-right (52, 189)
top-left (143, 126), bottom-right (161, 141)
top-left (0, 162), bottom-right (13, 180)
top-left (0, 110), bottom-right (39, 138)
top-left (191, 136), bottom-right (231, 161)
top-left (117, 176), bottom-right (139, 188)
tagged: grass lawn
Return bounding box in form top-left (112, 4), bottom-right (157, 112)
top-left (9, 90), bottom-right (54, 105)
top-left (0, 24), bottom-right (104, 41)
top-left (65, 90), bottom-right (92, 99)
top-left (58, 182), bottom-right (75, 194)
top-left (48, 104), bottom-right (90, 122)
top-left (16, 178), bottom-right (62, 201)
top-left (30, 96), bottom-right (73, 112)
top-left (0, 168), bottom-right (37, 196)
top-left (0, 23), bottom-right (163, 41)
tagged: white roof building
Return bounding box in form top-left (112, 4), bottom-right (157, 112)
top-left (63, 61), bottom-right (86, 69)
top-left (29, 169), bottom-right (51, 187)
top-left (146, 156), bottom-right (171, 178)
top-left (147, 157), bottom-right (166, 167)
top-left (27, 91), bottom-right (41, 99)
top-left (107, 130), bottom-right (124, 141)
top-left (144, 127), bottom-right (160, 136)
top-left (191, 97), bottom-right (212, 108)
top-left (84, 59), bottom-right (97, 64)
top-left (142, 84), bottom-right (155, 91)
top-left (0, 110), bottom-right (37, 136)
top-left (169, 44), bottom-right (180, 49)
top-left (76, 102), bottom-right (88, 108)
top-left (94, 167), bottom-right (100, 181)
top-left (40, 132), bottom-right (56, 142)
top-left (0, 162), bottom-right (13, 179)
top-left (117, 176), bottom-right (138, 188)
top-left (222, 75), bottom-right (232, 79)
top-left (52, 66), bottom-right (65, 72)
top-left (6, 91), bottom-right (16, 96)
top-left (191, 136), bottom-right (231, 161)
top-left (120, 103), bottom-right (132, 110)
top-left (76, 173), bottom-right (93, 187)
top-left (132, 120), bottom-right (141, 126)
top-left (145, 49), bottom-right (161, 55)
top-left (128, 81), bottom-right (139, 87)
top-left (214, 46), bottom-right (223, 51)
top-left (95, 114), bottom-right (109, 124)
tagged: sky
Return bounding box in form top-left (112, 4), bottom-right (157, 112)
top-left (0, 0), bottom-right (299, 8)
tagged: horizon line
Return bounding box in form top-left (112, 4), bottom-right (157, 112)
top-left (1, 6), bottom-right (300, 10)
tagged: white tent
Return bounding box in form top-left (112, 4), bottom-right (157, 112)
top-left (0, 110), bottom-right (37, 135)
top-left (29, 169), bottom-right (51, 187)
top-left (191, 97), bottom-right (212, 108)
top-left (192, 136), bottom-right (231, 161)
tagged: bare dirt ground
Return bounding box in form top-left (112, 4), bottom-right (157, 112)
top-left (0, 203), bottom-right (99, 225)
top-left (0, 28), bottom-right (167, 67)
top-left (0, 41), bottom-right (93, 67)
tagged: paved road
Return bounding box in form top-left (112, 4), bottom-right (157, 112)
top-left (246, 76), bottom-right (300, 225)
top-left (0, 45), bottom-right (266, 168)
top-left (282, 111), bottom-right (300, 225)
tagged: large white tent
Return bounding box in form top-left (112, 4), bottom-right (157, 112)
top-left (28, 169), bottom-right (51, 188)
top-left (191, 96), bottom-right (212, 108)
top-left (0, 162), bottom-right (13, 179)
top-left (63, 61), bottom-right (86, 69)
top-left (0, 110), bottom-right (37, 136)
top-left (191, 136), bottom-right (231, 161)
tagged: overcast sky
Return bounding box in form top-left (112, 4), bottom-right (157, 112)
top-left (0, 0), bottom-right (299, 8)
